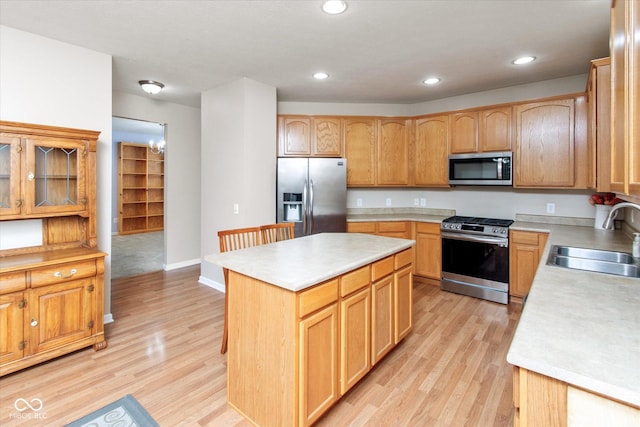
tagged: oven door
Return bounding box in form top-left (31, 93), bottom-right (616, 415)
top-left (441, 232), bottom-right (509, 290)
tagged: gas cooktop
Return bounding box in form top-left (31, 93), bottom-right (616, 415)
top-left (441, 216), bottom-right (514, 237)
top-left (442, 216), bottom-right (514, 227)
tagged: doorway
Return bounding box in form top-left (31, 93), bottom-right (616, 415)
top-left (111, 116), bottom-right (166, 279)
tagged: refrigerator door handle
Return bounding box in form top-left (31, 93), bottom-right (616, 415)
top-left (309, 179), bottom-right (314, 234)
top-left (302, 179), bottom-right (308, 235)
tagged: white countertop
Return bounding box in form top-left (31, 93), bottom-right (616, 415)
top-left (205, 232), bottom-right (415, 292)
top-left (507, 222), bottom-right (640, 407)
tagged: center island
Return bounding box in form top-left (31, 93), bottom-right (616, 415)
top-left (205, 232), bottom-right (416, 427)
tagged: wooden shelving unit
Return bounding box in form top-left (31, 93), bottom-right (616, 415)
top-left (118, 142), bottom-right (164, 234)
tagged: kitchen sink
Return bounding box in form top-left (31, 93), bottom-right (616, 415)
top-left (547, 245), bottom-right (640, 278)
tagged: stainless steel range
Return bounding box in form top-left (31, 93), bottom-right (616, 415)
top-left (440, 216), bottom-right (514, 304)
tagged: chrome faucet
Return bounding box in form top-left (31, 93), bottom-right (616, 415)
top-left (602, 202), bottom-right (640, 229)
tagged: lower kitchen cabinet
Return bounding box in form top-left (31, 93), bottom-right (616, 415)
top-left (0, 249), bottom-right (107, 376)
top-left (299, 300), bottom-right (339, 426)
top-left (512, 367), bottom-right (640, 427)
top-left (414, 222), bottom-right (442, 281)
top-left (371, 260), bottom-right (395, 365)
top-left (509, 230), bottom-right (549, 302)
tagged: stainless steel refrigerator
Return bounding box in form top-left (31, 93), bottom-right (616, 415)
top-left (277, 158), bottom-right (347, 237)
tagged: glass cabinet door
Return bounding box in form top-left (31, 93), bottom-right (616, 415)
top-left (24, 138), bottom-right (88, 215)
top-left (0, 135), bottom-right (22, 216)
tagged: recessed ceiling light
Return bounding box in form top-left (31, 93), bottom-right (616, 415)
top-left (423, 77), bottom-right (441, 85)
top-left (313, 72), bottom-right (329, 80)
top-left (512, 56), bottom-right (536, 65)
top-left (322, 1), bottom-right (347, 15)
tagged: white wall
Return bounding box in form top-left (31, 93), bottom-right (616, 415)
top-left (0, 25), bottom-right (113, 315)
top-left (112, 92), bottom-right (202, 270)
top-left (280, 73), bottom-right (594, 221)
top-left (200, 78), bottom-right (277, 288)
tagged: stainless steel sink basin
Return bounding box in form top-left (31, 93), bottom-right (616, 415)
top-left (547, 245), bottom-right (640, 278)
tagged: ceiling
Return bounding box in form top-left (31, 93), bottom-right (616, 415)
top-left (0, 1), bottom-right (611, 109)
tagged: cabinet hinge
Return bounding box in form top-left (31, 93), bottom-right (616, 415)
top-left (87, 320), bottom-right (95, 329)
top-left (82, 148), bottom-right (88, 157)
top-left (18, 341), bottom-right (27, 350)
top-left (16, 145), bottom-right (23, 153)
top-left (87, 284), bottom-right (95, 293)
top-left (80, 197), bottom-right (88, 205)
top-left (16, 199), bottom-right (23, 208)
top-left (18, 299), bottom-right (27, 309)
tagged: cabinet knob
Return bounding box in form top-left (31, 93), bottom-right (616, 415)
top-left (28, 172), bottom-right (35, 181)
top-left (30, 318), bottom-right (38, 327)
top-left (54, 268), bottom-right (77, 279)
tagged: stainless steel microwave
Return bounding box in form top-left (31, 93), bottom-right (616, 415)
top-left (448, 151), bottom-right (512, 186)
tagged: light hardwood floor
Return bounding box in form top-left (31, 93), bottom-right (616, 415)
top-left (0, 265), bottom-right (521, 426)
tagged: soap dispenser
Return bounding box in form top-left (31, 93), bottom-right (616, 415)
top-left (633, 233), bottom-right (640, 258)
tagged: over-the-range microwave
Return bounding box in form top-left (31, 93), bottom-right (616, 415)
top-left (448, 151), bottom-right (512, 186)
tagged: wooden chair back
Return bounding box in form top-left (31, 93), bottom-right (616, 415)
top-left (218, 226), bottom-right (262, 253)
top-left (260, 223), bottom-right (295, 244)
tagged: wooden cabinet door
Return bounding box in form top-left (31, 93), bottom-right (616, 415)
top-left (514, 99), bottom-right (576, 187)
top-left (27, 278), bottom-right (93, 355)
top-left (377, 119), bottom-right (410, 185)
top-left (299, 303), bottom-right (338, 426)
top-left (413, 115), bottom-right (449, 187)
top-left (312, 117), bottom-right (343, 157)
top-left (0, 135), bottom-right (22, 217)
top-left (480, 107), bottom-right (512, 152)
top-left (587, 59), bottom-right (612, 192)
top-left (279, 116), bottom-right (311, 156)
top-left (340, 287), bottom-right (370, 395)
top-left (371, 274), bottom-right (394, 365)
top-left (449, 112), bottom-right (478, 153)
top-left (509, 231), bottom-right (548, 299)
top-left (394, 265), bottom-right (413, 343)
top-left (23, 138), bottom-right (88, 216)
top-left (415, 222), bottom-right (442, 279)
top-left (0, 293), bottom-right (25, 365)
top-left (344, 118), bottom-right (377, 186)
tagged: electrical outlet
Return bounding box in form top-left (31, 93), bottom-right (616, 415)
top-left (546, 203), bottom-right (555, 214)
top-left (420, 198), bottom-right (426, 207)
top-left (385, 198), bottom-right (392, 207)
top-left (414, 198), bottom-right (419, 206)
top-left (356, 198), bottom-right (363, 207)
top-left (233, 203), bottom-right (239, 214)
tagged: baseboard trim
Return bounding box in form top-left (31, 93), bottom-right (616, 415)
top-left (104, 313), bottom-right (114, 324)
top-left (164, 258), bottom-right (201, 271)
top-left (199, 275), bottom-right (225, 293)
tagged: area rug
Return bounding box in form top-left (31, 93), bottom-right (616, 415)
top-left (64, 394), bottom-right (159, 427)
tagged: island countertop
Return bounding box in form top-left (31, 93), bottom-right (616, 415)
top-left (205, 232), bottom-right (415, 292)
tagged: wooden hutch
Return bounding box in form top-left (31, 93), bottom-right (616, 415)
top-left (0, 121), bottom-right (107, 377)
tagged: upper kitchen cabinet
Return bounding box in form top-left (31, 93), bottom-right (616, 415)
top-left (413, 115), bottom-right (449, 187)
top-left (479, 107), bottom-right (512, 152)
top-left (0, 121), bottom-right (98, 220)
top-left (449, 107), bottom-right (511, 154)
top-left (277, 115), bottom-right (343, 157)
top-left (514, 95), bottom-right (588, 188)
top-left (344, 118), bottom-right (377, 186)
top-left (586, 57), bottom-right (611, 191)
top-left (377, 118), bottom-right (411, 186)
top-left (610, 0), bottom-right (639, 198)
top-left (449, 112), bottom-right (478, 154)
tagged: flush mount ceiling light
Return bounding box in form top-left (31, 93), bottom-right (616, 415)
top-left (313, 72), bottom-right (329, 80)
top-left (322, 1), bottom-right (347, 15)
top-left (138, 80), bottom-right (165, 94)
top-left (423, 77), bottom-right (441, 85)
top-left (512, 56), bottom-right (536, 65)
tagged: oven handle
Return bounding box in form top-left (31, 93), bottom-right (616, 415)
top-left (441, 231), bottom-right (509, 246)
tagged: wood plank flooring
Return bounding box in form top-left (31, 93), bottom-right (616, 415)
top-left (0, 266), bottom-right (521, 426)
